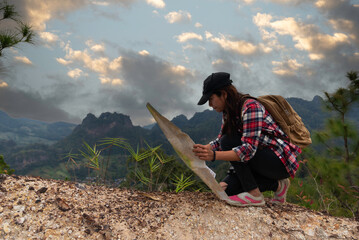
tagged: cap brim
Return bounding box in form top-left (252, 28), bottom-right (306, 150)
top-left (197, 93), bottom-right (211, 105)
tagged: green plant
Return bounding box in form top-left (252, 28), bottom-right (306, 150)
top-left (98, 137), bottom-right (127, 184)
top-left (62, 137), bottom-right (203, 193)
top-left (62, 150), bottom-right (80, 181)
top-left (171, 173), bottom-right (197, 193)
top-left (0, 0), bottom-right (35, 56)
top-left (0, 155), bottom-right (14, 175)
top-left (123, 142), bottom-right (180, 191)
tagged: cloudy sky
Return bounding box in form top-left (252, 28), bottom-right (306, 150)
top-left (0, 0), bottom-right (358, 126)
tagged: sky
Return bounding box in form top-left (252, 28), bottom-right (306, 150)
top-left (0, 0), bottom-right (358, 126)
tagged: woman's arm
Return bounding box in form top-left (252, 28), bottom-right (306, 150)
top-left (193, 144), bottom-right (240, 161)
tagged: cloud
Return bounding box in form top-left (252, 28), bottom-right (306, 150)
top-left (63, 42), bottom-right (111, 75)
top-left (253, 13), bottom-right (352, 60)
top-left (56, 58), bottom-right (72, 65)
top-left (99, 76), bottom-right (123, 86)
top-left (272, 18), bottom-right (349, 52)
top-left (94, 51), bottom-right (199, 126)
top-left (91, 1), bottom-right (110, 6)
top-left (11, 0), bottom-right (137, 31)
top-left (86, 40), bottom-right (105, 53)
top-left (14, 56), bottom-right (33, 65)
top-left (165, 10), bottom-right (192, 24)
top-left (253, 12), bottom-right (273, 27)
top-left (176, 32), bottom-right (203, 43)
top-left (39, 32), bottom-right (60, 46)
top-left (11, 0), bottom-right (87, 31)
top-left (67, 68), bottom-right (86, 79)
top-left (55, 41), bottom-right (199, 124)
top-left (108, 57), bottom-right (123, 71)
top-left (58, 41), bottom-right (127, 95)
top-left (269, 0), bottom-right (311, 4)
top-left (146, 0), bottom-right (165, 9)
top-left (195, 22), bottom-right (202, 28)
top-left (138, 50), bottom-right (150, 56)
top-left (207, 33), bottom-right (258, 55)
top-left (272, 59), bottom-right (303, 76)
top-left (0, 81), bottom-right (8, 88)
top-left (0, 87), bottom-right (79, 123)
top-left (315, 0), bottom-right (359, 46)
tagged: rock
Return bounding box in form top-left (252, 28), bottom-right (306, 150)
top-left (37, 187), bottom-right (47, 194)
top-left (0, 174), bottom-right (7, 182)
top-left (2, 222), bottom-right (10, 234)
top-left (16, 217), bottom-right (26, 225)
top-left (56, 198), bottom-right (71, 211)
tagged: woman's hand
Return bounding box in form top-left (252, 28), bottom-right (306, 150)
top-left (192, 144), bottom-right (214, 161)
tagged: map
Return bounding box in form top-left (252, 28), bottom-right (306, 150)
top-left (146, 103), bottom-right (229, 201)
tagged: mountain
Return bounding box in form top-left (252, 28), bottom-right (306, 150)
top-left (2, 95), bottom-right (358, 179)
top-left (0, 110), bottom-right (76, 146)
top-left (56, 112), bottom-right (148, 152)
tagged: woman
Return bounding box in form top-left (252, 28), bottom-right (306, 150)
top-left (193, 72), bottom-right (301, 207)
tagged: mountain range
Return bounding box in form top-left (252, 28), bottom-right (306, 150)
top-left (0, 110), bottom-right (76, 146)
top-left (1, 95), bottom-right (358, 180)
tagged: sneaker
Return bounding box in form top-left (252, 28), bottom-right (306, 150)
top-left (271, 178), bottom-right (290, 204)
top-left (226, 192), bottom-right (265, 207)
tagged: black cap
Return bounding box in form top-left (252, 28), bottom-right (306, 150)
top-left (197, 72), bottom-right (233, 105)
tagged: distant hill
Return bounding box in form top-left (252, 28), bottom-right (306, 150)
top-left (2, 95), bottom-right (358, 180)
top-left (0, 110), bottom-right (76, 146)
top-left (56, 112), bottom-right (148, 152)
top-left (286, 96), bottom-right (329, 131)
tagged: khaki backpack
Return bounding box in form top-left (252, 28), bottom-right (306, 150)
top-left (240, 95), bottom-right (312, 149)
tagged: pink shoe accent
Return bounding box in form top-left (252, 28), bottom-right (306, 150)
top-left (229, 195), bottom-right (263, 204)
top-left (271, 198), bottom-right (284, 203)
top-left (277, 184), bottom-right (288, 197)
top-left (271, 178), bottom-right (290, 205)
top-left (229, 195), bottom-right (247, 204)
top-left (226, 192), bottom-right (265, 207)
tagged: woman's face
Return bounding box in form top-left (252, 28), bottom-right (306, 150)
top-left (209, 92), bottom-right (226, 112)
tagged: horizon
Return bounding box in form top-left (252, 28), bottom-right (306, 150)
top-left (0, 94), bottom-right (323, 126)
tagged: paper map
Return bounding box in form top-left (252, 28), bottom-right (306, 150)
top-left (146, 103), bottom-right (229, 201)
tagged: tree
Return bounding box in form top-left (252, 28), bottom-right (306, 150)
top-left (0, 1), bottom-right (35, 175)
top-left (0, 155), bottom-right (14, 174)
top-left (297, 71), bottom-right (359, 218)
top-left (321, 71), bottom-right (359, 163)
top-left (0, 0), bottom-right (35, 56)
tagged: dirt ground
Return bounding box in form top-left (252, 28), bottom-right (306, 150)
top-left (0, 174), bottom-right (358, 239)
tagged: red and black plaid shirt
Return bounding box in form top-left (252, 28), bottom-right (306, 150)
top-left (210, 99), bottom-right (301, 178)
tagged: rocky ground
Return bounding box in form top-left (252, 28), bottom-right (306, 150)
top-left (0, 174), bottom-right (358, 240)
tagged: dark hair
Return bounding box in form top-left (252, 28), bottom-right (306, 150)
top-left (213, 85), bottom-right (245, 135)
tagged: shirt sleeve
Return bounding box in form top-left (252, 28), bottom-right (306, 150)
top-left (233, 100), bottom-right (264, 162)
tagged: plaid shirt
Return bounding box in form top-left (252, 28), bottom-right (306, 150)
top-left (210, 99), bottom-right (301, 178)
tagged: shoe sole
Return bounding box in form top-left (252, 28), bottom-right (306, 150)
top-left (226, 199), bottom-right (266, 207)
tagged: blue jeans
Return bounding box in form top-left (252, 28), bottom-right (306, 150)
top-left (220, 134), bottom-right (289, 196)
